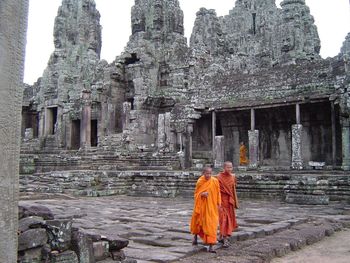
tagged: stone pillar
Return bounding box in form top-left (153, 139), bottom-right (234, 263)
top-left (249, 108), bottom-right (259, 168)
top-left (80, 90), bottom-right (92, 149)
top-left (157, 113), bottom-right (166, 151)
top-left (44, 107), bottom-right (53, 135)
top-left (184, 124), bottom-right (193, 168)
top-left (212, 111), bottom-right (216, 159)
top-left (296, 103), bottom-right (301, 124)
top-left (341, 121), bottom-right (350, 170)
top-left (292, 124), bottom-right (303, 169)
top-left (251, 108), bottom-right (255, 131)
top-left (248, 130), bottom-right (259, 169)
top-left (122, 102), bottom-right (131, 131)
top-left (38, 110), bottom-right (45, 138)
top-left (0, 1), bottom-right (29, 262)
top-left (177, 132), bottom-right (183, 152)
top-left (331, 101), bottom-right (337, 167)
top-left (214, 136), bottom-right (225, 168)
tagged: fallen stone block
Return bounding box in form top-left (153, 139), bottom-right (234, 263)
top-left (110, 250), bottom-right (126, 261)
top-left (93, 241), bottom-right (110, 261)
top-left (71, 230), bottom-right (95, 263)
top-left (17, 247), bottom-right (42, 263)
top-left (50, 250), bottom-right (79, 263)
top-left (18, 216), bottom-right (45, 233)
top-left (102, 235), bottom-right (129, 251)
top-left (21, 205), bottom-right (54, 220)
top-left (18, 228), bottom-right (48, 251)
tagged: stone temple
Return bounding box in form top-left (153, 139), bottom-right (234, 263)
top-left (20, 0), bottom-right (350, 201)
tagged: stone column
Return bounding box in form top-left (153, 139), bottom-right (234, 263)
top-left (248, 130), bottom-right (259, 169)
top-left (184, 123), bottom-right (193, 168)
top-left (212, 111), bottom-right (216, 160)
top-left (296, 103), bottom-right (301, 124)
top-left (331, 101), bottom-right (337, 167)
top-left (0, 1), bottom-right (29, 262)
top-left (44, 107), bottom-right (53, 135)
top-left (80, 90), bottom-right (92, 149)
top-left (341, 121), bottom-right (350, 170)
top-left (214, 136), bottom-right (225, 168)
top-left (122, 101), bottom-right (131, 132)
top-left (251, 108), bottom-right (255, 131)
top-left (292, 124), bottom-right (303, 169)
top-left (249, 109), bottom-right (259, 168)
top-left (157, 113), bottom-right (166, 150)
top-left (38, 110), bottom-right (45, 138)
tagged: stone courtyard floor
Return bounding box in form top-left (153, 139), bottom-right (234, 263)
top-left (19, 195), bottom-right (350, 263)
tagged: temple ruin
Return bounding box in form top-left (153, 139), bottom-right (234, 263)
top-left (20, 0), bottom-right (350, 201)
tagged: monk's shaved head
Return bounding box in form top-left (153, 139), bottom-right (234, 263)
top-left (223, 161), bottom-right (233, 174)
top-left (202, 166), bottom-right (212, 180)
top-left (203, 166), bottom-right (212, 173)
top-left (224, 161), bottom-right (232, 167)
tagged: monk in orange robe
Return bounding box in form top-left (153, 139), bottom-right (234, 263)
top-left (190, 166), bottom-right (221, 253)
top-left (217, 161), bottom-right (239, 248)
top-left (239, 142), bottom-right (249, 165)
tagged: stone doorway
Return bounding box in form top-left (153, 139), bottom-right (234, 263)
top-left (46, 107), bottom-right (58, 135)
top-left (91, 119), bottom-right (98, 147)
top-left (21, 107), bottom-right (39, 138)
top-left (71, 119), bottom-right (81, 150)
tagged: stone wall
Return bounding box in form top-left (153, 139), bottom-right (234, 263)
top-left (20, 170), bottom-right (350, 203)
top-left (20, 170), bottom-right (199, 198)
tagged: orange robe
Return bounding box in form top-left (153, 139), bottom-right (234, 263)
top-left (190, 176), bottom-right (221, 244)
top-left (239, 145), bottom-right (249, 165)
top-left (217, 172), bottom-right (238, 237)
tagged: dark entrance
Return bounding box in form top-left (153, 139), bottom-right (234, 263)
top-left (91, 120), bottom-right (98, 147)
top-left (71, 119), bottom-right (81, 150)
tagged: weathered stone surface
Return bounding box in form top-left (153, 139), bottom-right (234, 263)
top-left (18, 228), bottom-right (48, 251)
top-left (285, 193), bottom-right (329, 205)
top-left (19, 195), bottom-right (350, 263)
top-left (21, 205), bottom-right (54, 220)
top-left (17, 247), bottom-right (42, 263)
top-left (291, 124), bottom-right (303, 170)
top-left (92, 241), bottom-right (109, 261)
top-left (110, 250), bottom-right (126, 261)
top-left (50, 250), bottom-right (79, 263)
top-left (0, 0), bottom-right (29, 262)
top-left (18, 216), bottom-right (45, 233)
top-left (102, 235), bottom-right (129, 251)
top-left (71, 230), bottom-right (95, 263)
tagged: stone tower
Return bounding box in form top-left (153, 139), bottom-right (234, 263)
top-left (117, 0), bottom-right (189, 149)
top-left (30, 0), bottom-right (102, 148)
top-left (190, 0), bottom-right (321, 72)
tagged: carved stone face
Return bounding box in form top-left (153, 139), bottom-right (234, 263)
top-left (281, 32), bottom-right (295, 52)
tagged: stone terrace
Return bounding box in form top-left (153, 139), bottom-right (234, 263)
top-left (19, 195), bottom-right (350, 263)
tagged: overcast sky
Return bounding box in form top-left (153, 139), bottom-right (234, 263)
top-left (24, 0), bottom-right (350, 84)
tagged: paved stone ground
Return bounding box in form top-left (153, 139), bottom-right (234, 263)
top-left (19, 195), bottom-right (350, 263)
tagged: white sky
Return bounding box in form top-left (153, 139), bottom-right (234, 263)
top-left (24, 0), bottom-right (350, 84)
